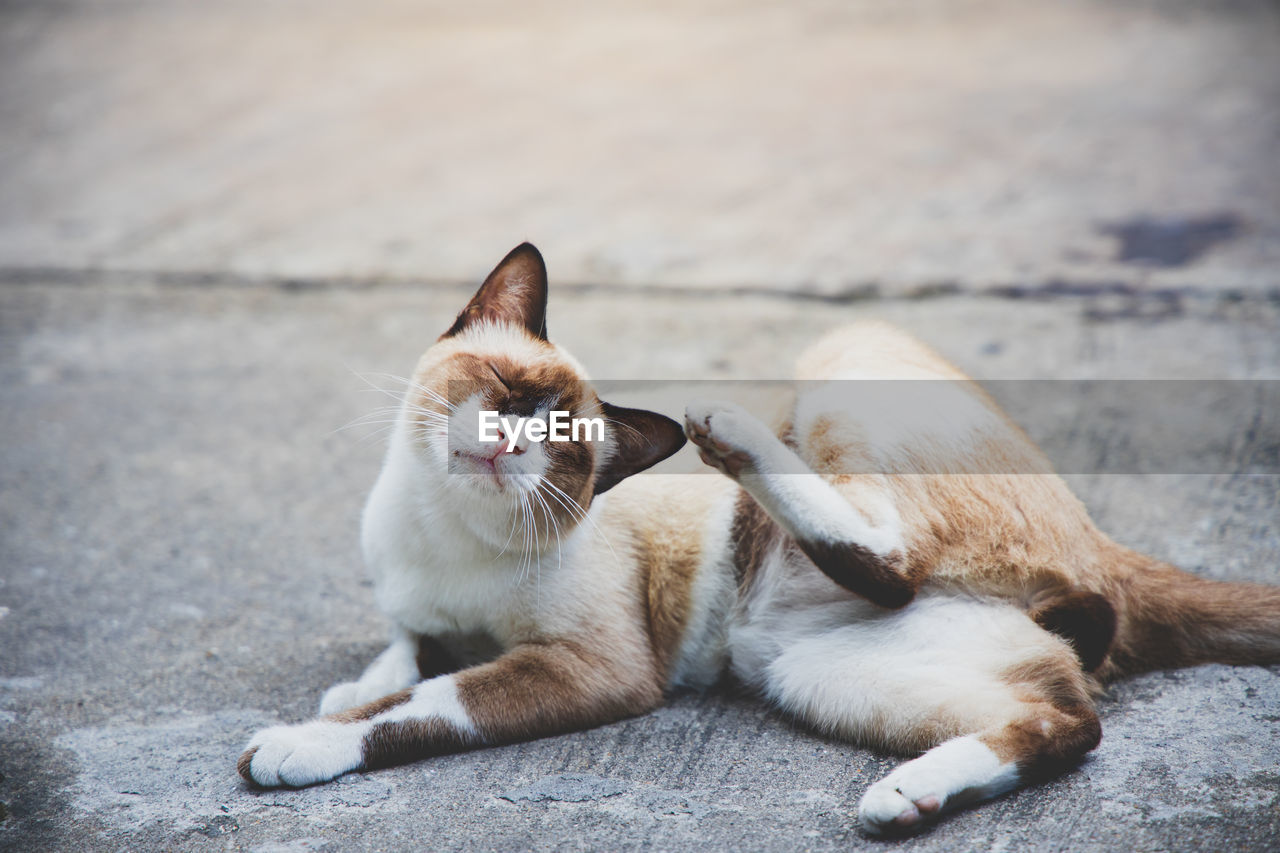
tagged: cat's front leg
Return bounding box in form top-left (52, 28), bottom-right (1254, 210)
top-left (318, 627), bottom-right (424, 715)
top-left (685, 401), bottom-right (916, 608)
top-left (240, 639), bottom-right (661, 787)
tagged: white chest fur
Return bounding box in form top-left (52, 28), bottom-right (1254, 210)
top-left (360, 433), bottom-right (627, 648)
top-left (361, 438), bottom-right (521, 638)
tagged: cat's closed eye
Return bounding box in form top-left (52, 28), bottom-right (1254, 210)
top-left (487, 363), bottom-right (509, 390)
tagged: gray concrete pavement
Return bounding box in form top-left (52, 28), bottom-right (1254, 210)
top-left (1, 277), bottom-right (1278, 851)
top-left (1, 0), bottom-right (1279, 294)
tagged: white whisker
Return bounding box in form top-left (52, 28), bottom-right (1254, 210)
top-left (361, 371), bottom-right (459, 413)
top-left (540, 478), bottom-right (622, 571)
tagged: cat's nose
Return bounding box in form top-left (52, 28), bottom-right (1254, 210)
top-left (484, 434), bottom-right (525, 457)
top-left (490, 427), bottom-right (523, 455)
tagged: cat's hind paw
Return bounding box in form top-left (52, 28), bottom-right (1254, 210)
top-left (857, 779), bottom-right (942, 835)
top-left (238, 720), bottom-right (364, 788)
top-left (858, 735), bottom-right (1019, 834)
top-left (684, 401), bottom-right (772, 478)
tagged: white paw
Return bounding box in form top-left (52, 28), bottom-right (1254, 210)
top-left (239, 720), bottom-right (365, 787)
top-left (859, 773), bottom-right (946, 834)
top-left (683, 401), bottom-right (774, 478)
top-left (319, 681), bottom-right (361, 716)
top-left (858, 736), bottom-right (1011, 835)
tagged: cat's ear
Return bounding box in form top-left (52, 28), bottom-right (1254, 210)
top-left (593, 402), bottom-right (687, 495)
top-left (443, 243), bottom-right (548, 340)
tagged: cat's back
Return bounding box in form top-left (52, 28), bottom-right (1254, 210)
top-left (795, 321), bottom-right (969, 383)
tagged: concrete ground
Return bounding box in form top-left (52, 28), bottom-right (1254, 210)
top-left (3, 280), bottom-right (1279, 852)
top-left (2, 1), bottom-right (1279, 851)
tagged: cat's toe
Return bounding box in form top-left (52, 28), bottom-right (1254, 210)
top-left (319, 681), bottom-right (361, 716)
top-left (858, 782), bottom-right (929, 835)
top-left (683, 401), bottom-right (767, 477)
top-left (239, 721), bottom-right (364, 788)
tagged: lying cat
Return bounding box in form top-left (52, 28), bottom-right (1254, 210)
top-left (239, 243), bottom-right (1280, 833)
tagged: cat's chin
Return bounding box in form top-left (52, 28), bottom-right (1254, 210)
top-left (451, 451), bottom-right (504, 487)
top-left (450, 469), bottom-right (508, 496)
top-left (447, 452), bottom-right (542, 499)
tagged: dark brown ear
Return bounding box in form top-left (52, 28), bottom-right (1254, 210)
top-left (443, 243), bottom-right (548, 340)
top-left (594, 402), bottom-right (687, 495)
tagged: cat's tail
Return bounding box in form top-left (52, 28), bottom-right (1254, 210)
top-left (1098, 545), bottom-right (1280, 680)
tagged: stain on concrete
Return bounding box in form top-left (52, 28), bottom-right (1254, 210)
top-left (1098, 214), bottom-right (1243, 268)
top-left (192, 813), bottom-right (239, 838)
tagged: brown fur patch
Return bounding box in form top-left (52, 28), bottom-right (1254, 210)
top-left (1002, 654), bottom-right (1098, 710)
top-left (804, 414), bottom-right (867, 475)
top-left (343, 631), bottom-right (667, 772)
top-left (731, 488), bottom-right (780, 592)
top-left (487, 354), bottom-right (585, 416)
top-left (237, 746), bottom-right (259, 782)
top-left (328, 688), bottom-right (414, 723)
top-left (988, 652), bottom-right (1102, 775)
top-left (636, 526), bottom-right (701, 680)
top-left (1098, 546), bottom-right (1280, 680)
top-left (796, 540), bottom-right (920, 609)
top-left (457, 639), bottom-right (663, 744)
top-left (361, 717), bottom-right (477, 770)
top-left (981, 702), bottom-right (1101, 777)
top-left (1030, 590), bottom-right (1117, 672)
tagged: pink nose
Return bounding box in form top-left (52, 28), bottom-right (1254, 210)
top-left (484, 429), bottom-right (525, 458)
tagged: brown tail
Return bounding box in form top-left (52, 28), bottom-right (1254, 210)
top-left (1098, 547), bottom-right (1280, 680)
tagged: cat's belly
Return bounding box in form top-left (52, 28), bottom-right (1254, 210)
top-left (727, 550), bottom-right (1054, 690)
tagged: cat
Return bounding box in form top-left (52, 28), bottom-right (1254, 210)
top-left (238, 242), bottom-right (1280, 834)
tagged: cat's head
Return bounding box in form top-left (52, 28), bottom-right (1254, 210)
top-left (398, 243), bottom-right (686, 542)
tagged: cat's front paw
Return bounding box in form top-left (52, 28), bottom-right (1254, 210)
top-left (238, 720), bottom-right (365, 788)
top-left (684, 401), bottom-right (772, 478)
top-left (319, 681), bottom-right (361, 716)
top-left (857, 776), bottom-right (943, 835)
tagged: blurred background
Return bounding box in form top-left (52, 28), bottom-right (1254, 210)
top-left (2, 0), bottom-right (1277, 293)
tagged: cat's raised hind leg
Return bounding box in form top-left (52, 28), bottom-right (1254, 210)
top-left (685, 401), bottom-right (918, 607)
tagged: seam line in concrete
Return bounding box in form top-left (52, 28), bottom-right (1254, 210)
top-left (1, 266), bottom-right (1277, 305)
